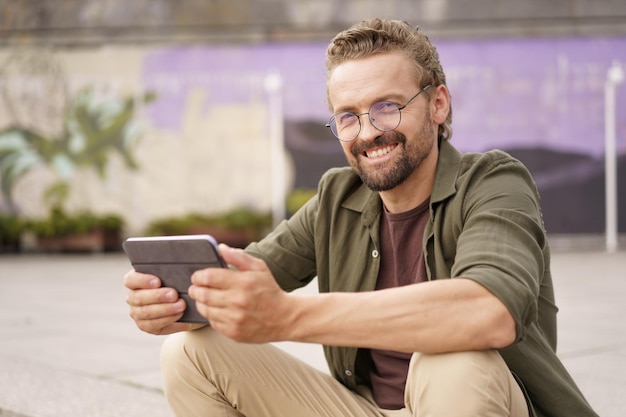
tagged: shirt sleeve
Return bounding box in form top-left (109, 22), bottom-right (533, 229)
top-left (245, 192), bottom-right (319, 292)
top-left (450, 152), bottom-right (547, 342)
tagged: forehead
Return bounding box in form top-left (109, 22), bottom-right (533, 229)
top-left (328, 52), bottom-right (418, 111)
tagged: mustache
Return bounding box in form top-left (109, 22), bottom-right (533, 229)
top-left (350, 131), bottom-right (407, 157)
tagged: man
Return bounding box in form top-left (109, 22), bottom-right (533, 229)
top-left (124, 18), bottom-right (598, 417)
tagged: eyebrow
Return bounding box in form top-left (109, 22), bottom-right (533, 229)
top-left (334, 93), bottom-right (407, 114)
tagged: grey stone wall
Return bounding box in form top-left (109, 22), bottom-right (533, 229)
top-left (1, 0), bottom-right (625, 46)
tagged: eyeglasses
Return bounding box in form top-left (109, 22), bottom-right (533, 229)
top-left (326, 85), bottom-right (432, 142)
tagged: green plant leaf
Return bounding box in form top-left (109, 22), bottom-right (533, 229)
top-left (0, 129), bottom-right (44, 210)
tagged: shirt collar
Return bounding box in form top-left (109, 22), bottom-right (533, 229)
top-left (431, 139), bottom-right (461, 204)
top-left (340, 139), bottom-right (462, 225)
top-left (341, 180), bottom-right (381, 227)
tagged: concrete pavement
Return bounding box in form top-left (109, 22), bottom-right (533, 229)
top-left (0, 246), bottom-right (624, 416)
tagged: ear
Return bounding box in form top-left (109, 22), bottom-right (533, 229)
top-left (431, 84), bottom-right (451, 125)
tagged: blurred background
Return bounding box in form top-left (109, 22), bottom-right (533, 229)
top-left (0, 0), bottom-right (625, 252)
top-left (0, 3), bottom-right (624, 417)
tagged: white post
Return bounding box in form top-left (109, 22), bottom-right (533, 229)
top-left (265, 72), bottom-right (286, 229)
top-left (604, 61), bottom-right (624, 253)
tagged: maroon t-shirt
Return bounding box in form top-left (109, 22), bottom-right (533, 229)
top-left (369, 198), bottom-right (430, 409)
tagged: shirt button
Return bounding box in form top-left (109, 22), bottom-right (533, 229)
top-left (371, 250), bottom-right (379, 258)
top-left (345, 370), bottom-right (353, 377)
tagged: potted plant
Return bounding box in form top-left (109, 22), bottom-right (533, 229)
top-left (146, 207), bottom-right (272, 248)
top-left (99, 213), bottom-right (124, 251)
top-left (0, 84), bottom-right (152, 252)
top-left (0, 213), bottom-right (25, 253)
top-left (28, 207), bottom-right (124, 252)
top-left (29, 207), bottom-right (98, 252)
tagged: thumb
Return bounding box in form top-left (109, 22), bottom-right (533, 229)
top-left (219, 243), bottom-right (267, 272)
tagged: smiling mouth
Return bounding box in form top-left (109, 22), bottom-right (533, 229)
top-left (364, 144), bottom-right (397, 158)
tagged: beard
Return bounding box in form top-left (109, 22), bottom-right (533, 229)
top-left (347, 118), bottom-right (436, 192)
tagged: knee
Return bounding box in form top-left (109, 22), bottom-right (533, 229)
top-left (406, 351), bottom-right (514, 416)
top-left (160, 331), bottom-right (187, 372)
top-left (161, 328), bottom-right (205, 363)
top-left (160, 330), bottom-right (195, 387)
top-left (408, 350), bottom-right (506, 383)
top-left (160, 327), bottom-right (219, 384)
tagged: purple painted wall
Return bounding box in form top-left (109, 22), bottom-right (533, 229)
top-left (143, 36), bottom-right (626, 156)
top-left (143, 37), bottom-right (626, 233)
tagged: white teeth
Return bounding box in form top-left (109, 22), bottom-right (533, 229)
top-left (366, 145), bottom-right (394, 158)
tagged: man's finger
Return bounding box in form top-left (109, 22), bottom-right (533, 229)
top-left (123, 270), bottom-right (161, 290)
top-left (126, 287), bottom-right (179, 307)
top-left (130, 298), bottom-right (186, 321)
top-left (219, 244), bottom-right (267, 272)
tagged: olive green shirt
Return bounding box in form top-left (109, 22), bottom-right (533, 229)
top-left (246, 140), bottom-right (597, 417)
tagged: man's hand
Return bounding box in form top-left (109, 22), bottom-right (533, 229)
top-left (189, 244), bottom-right (294, 343)
top-left (124, 270), bottom-right (204, 335)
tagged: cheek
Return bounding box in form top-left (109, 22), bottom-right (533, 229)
top-left (340, 142), bottom-right (354, 157)
top-left (339, 142), bottom-right (360, 169)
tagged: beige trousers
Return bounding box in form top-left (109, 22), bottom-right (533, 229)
top-left (161, 327), bottom-right (529, 417)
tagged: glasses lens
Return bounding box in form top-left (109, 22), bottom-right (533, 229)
top-left (369, 101), bottom-right (401, 131)
top-left (328, 101), bottom-right (403, 141)
top-left (330, 112), bottom-right (360, 141)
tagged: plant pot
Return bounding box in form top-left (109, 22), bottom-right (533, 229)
top-left (188, 226), bottom-right (257, 249)
top-left (37, 228), bottom-right (105, 252)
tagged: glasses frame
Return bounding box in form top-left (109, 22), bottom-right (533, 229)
top-left (326, 84), bottom-right (432, 142)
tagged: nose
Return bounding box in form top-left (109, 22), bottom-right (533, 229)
top-left (357, 113), bottom-right (380, 142)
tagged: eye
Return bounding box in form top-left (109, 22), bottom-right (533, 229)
top-left (336, 112), bottom-right (358, 127)
top-left (371, 101), bottom-right (398, 115)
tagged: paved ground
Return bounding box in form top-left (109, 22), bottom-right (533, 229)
top-left (0, 245), bottom-right (624, 416)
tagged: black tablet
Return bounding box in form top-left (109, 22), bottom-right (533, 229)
top-left (123, 234), bottom-right (226, 323)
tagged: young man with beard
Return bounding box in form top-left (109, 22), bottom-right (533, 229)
top-left (124, 18), bottom-right (598, 417)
